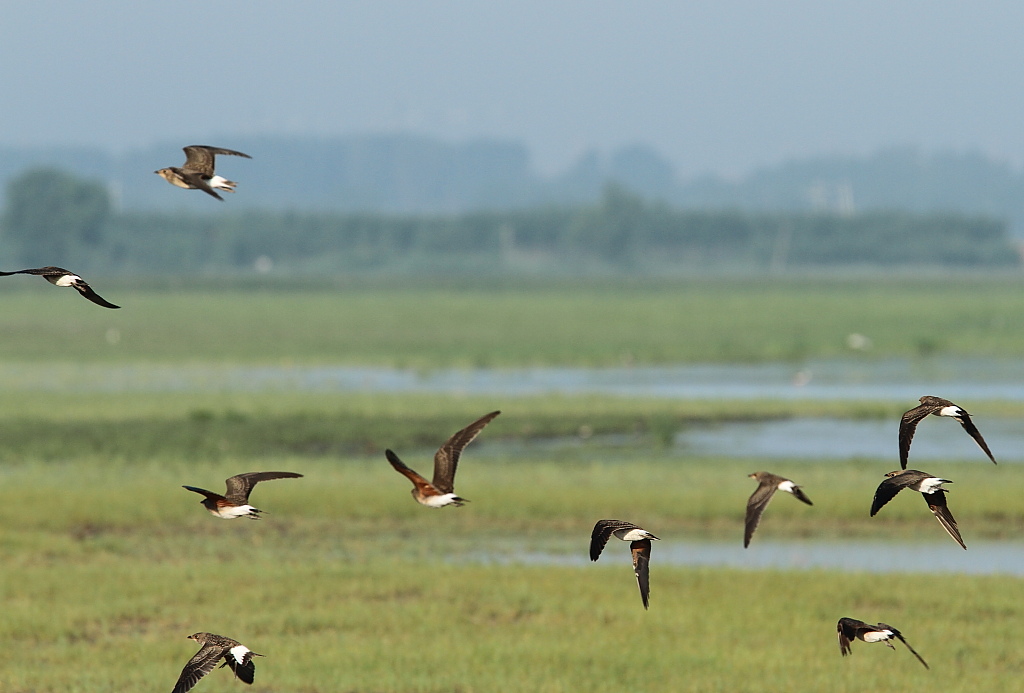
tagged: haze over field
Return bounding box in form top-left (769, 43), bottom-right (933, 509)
top-left (4, 3), bottom-right (1024, 265)
top-left (3, 2), bottom-right (1024, 178)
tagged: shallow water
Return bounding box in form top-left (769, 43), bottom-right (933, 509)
top-left (472, 540), bottom-right (1024, 575)
top-left (6, 357), bottom-right (1024, 400)
top-left (677, 417), bottom-right (1024, 461)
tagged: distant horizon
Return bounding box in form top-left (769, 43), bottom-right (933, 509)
top-left (5, 3), bottom-right (1024, 180)
top-left (1, 132), bottom-right (1020, 183)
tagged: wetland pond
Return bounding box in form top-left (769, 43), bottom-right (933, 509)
top-left (9, 357), bottom-right (1022, 460)
top-left (470, 540), bottom-right (1024, 576)
top-left (6, 356), bottom-right (1024, 399)
top-left (13, 358), bottom-right (1023, 576)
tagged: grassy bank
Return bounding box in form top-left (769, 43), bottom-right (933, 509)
top-left (0, 450), bottom-right (1017, 547)
top-left (0, 390), bottom-right (924, 462)
top-left (8, 554), bottom-right (1022, 692)
top-left (1, 275), bottom-right (1024, 364)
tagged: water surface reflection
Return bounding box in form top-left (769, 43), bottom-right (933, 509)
top-left (677, 418), bottom-right (1024, 461)
top-left (475, 540), bottom-right (1024, 575)
top-left (6, 357), bottom-right (1024, 400)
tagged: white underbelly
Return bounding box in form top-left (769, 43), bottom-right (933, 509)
top-left (422, 493), bottom-right (458, 508)
top-left (213, 504), bottom-right (255, 518)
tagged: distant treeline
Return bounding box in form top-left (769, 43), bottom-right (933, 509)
top-left (5, 139), bottom-right (1024, 242)
top-left (1, 169), bottom-right (1019, 274)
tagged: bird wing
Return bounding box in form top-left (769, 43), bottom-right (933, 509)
top-left (744, 480), bottom-right (779, 548)
top-left (182, 145), bottom-right (251, 175)
top-left (0, 267), bottom-right (69, 276)
top-left (790, 485), bottom-right (813, 505)
top-left (956, 413), bottom-right (996, 464)
top-left (176, 169), bottom-right (225, 200)
top-left (172, 644), bottom-right (226, 693)
top-left (70, 278), bottom-right (120, 309)
top-left (589, 519), bottom-right (640, 561)
top-left (220, 645), bottom-right (260, 684)
top-left (836, 618), bottom-right (865, 656)
top-left (182, 486), bottom-right (225, 502)
top-left (870, 475), bottom-right (912, 516)
top-left (386, 449), bottom-right (436, 495)
top-left (922, 489), bottom-right (966, 549)
top-left (223, 472), bottom-right (303, 504)
top-left (899, 404), bottom-right (935, 469)
top-left (431, 410), bottom-right (500, 493)
top-left (181, 146), bottom-right (219, 175)
top-left (631, 538), bottom-right (652, 610)
top-left (880, 626), bottom-right (929, 669)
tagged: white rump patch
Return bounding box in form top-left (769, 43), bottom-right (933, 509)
top-left (216, 504), bottom-right (255, 518)
top-left (54, 275), bottom-right (79, 287)
top-left (615, 528), bottom-right (652, 542)
top-left (939, 405), bottom-right (963, 417)
top-left (229, 644), bottom-right (250, 663)
top-left (423, 493), bottom-right (458, 508)
top-left (919, 477), bottom-right (948, 494)
top-left (778, 480), bottom-right (796, 493)
top-left (209, 175), bottom-right (235, 191)
top-left (862, 630), bottom-right (893, 643)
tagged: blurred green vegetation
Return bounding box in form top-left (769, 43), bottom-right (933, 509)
top-left (3, 276), bottom-right (1024, 364)
top-left (2, 169), bottom-right (1018, 273)
top-left (0, 391), bottom-right (911, 463)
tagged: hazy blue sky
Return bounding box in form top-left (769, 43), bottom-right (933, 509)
top-left (3, 1), bottom-right (1024, 177)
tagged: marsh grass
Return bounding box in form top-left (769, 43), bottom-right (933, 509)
top-left (3, 532), bottom-right (1024, 692)
top-left (0, 424), bottom-right (1020, 691)
top-left (3, 389), bottom-right (1020, 466)
top-left (3, 277), bottom-right (1024, 690)
top-left (3, 276), bottom-right (1024, 365)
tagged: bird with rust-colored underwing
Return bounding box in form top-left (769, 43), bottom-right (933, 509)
top-left (183, 471), bottom-right (303, 519)
top-left (385, 410), bottom-right (500, 508)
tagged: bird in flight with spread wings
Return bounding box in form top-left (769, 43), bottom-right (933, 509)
top-left (385, 410), bottom-right (500, 507)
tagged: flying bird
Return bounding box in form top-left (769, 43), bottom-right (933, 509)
top-left (870, 469), bottom-right (966, 549)
top-left (385, 410), bottom-right (500, 507)
top-left (155, 145), bottom-right (252, 201)
top-left (744, 471), bottom-right (813, 547)
top-left (171, 632), bottom-right (263, 693)
top-left (0, 266), bottom-right (119, 308)
top-left (899, 395), bottom-right (995, 468)
top-left (183, 471), bottom-right (303, 519)
top-left (589, 519), bottom-right (659, 610)
top-left (837, 617), bottom-right (929, 669)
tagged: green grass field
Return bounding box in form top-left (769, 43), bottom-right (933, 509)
top-left (1, 275), bottom-right (1024, 364)
top-left (0, 454), bottom-right (1021, 692)
top-left (1, 277), bottom-right (1022, 691)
